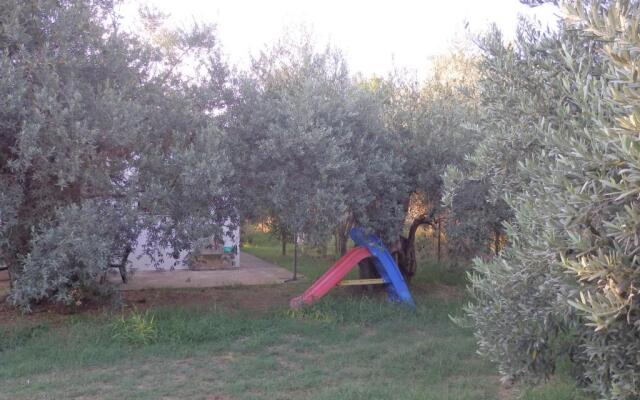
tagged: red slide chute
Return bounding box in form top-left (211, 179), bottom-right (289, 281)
top-left (289, 246), bottom-right (372, 308)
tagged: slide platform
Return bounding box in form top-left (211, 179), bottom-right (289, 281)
top-left (290, 227), bottom-right (415, 309)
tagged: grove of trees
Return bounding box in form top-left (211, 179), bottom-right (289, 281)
top-left (0, 0), bottom-right (479, 305)
top-left (2, 0), bottom-right (640, 398)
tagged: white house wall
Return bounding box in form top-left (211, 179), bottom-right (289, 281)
top-left (129, 219), bottom-right (240, 271)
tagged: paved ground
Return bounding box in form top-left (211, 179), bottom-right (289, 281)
top-left (113, 252), bottom-right (297, 290)
top-left (0, 254), bottom-right (295, 294)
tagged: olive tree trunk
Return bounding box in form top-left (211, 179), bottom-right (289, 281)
top-left (281, 231), bottom-right (287, 256)
top-left (292, 234), bottom-right (298, 281)
top-left (334, 214), bottom-right (353, 258)
top-left (356, 210), bottom-right (436, 291)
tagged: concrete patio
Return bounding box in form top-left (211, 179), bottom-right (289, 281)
top-left (113, 252), bottom-right (296, 290)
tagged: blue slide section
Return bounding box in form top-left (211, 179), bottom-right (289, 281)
top-left (350, 227), bottom-right (416, 308)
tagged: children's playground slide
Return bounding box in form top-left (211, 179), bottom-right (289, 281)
top-left (290, 227), bottom-right (415, 309)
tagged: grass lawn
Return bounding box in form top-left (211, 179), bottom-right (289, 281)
top-left (0, 229), bottom-right (589, 400)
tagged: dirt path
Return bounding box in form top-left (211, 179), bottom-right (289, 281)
top-left (0, 270), bottom-right (9, 301)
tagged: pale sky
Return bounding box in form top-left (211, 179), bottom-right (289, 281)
top-left (118, 0), bottom-right (560, 77)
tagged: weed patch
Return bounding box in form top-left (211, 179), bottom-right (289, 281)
top-left (112, 310), bottom-right (158, 345)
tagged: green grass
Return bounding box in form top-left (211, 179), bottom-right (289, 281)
top-left (241, 225), bottom-right (341, 280)
top-left (0, 228), bottom-right (591, 399)
top-left (1, 297), bottom-right (498, 400)
top-left (520, 382), bottom-right (587, 400)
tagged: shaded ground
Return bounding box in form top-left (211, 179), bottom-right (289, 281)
top-left (113, 253), bottom-right (296, 291)
top-left (123, 284), bottom-right (297, 313)
top-left (0, 270), bottom-right (8, 304)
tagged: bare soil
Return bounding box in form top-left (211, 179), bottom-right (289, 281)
top-left (122, 283), bottom-right (299, 313)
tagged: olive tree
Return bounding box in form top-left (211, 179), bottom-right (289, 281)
top-left (228, 34), bottom-right (426, 278)
top-left (442, 21), bottom-right (566, 258)
top-left (458, 14), bottom-right (605, 386)
top-left (332, 76), bottom-right (408, 256)
top-left (376, 51), bottom-right (481, 278)
top-left (0, 0), bottom-right (235, 310)
top-left (461, 1), bottom-right (640, 398)
top-left (227, 36), bottom-right (355, 279)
